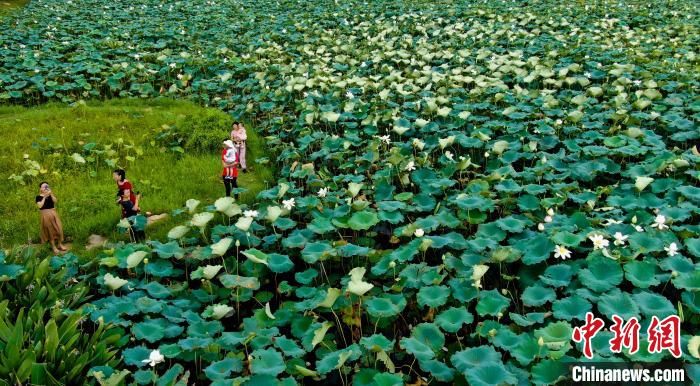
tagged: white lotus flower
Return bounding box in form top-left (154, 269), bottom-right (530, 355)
top-left (544, 215), bottom-right (553, 223)
top-left (664, 242), bottom-right (679, 257)
top-left (211, 237), bottom-right (233, 256)
top-left (414, 228), bottom-right (425, 237)
top-left (553, 245), bottom-right (572, 260)
top-left (244, 210), bottom-right (259, 218)
top-left (346, 91), bottom-right (354, 99)
top-left (265, 302), bottom-right (276, 319)
top-left (484, 151), bottom-right (490, 158)
top-left (405, 160), bottom-right (416, 171)
top-left (634, 225), bottom-right (645, 232)
top-left (444, 151), bottom-right (454, 161)
top-left (282, 198), bottom-right (295, 211)
top-left (537, 223), bottom-right (545, 231)
top-left (142, 349), bottom-right (165, 367)
top-left (547, 208), bottom-right (555, 216)
top-left (347, 267), bottom-right (373, 296)
top-left (377, 135), bottom-right (391, 145)
top-left (169, 63), bottom-right (176, 68)
top-left (317, 187), bottom-right (328, 198)
top-left (589, 234), bottom-right (609, 250)
top-left (651, 215), bottom-right (668, 230)
top-left (613, 232), bottom-right (628, 246)
top-left (471, 264), bottom-right (489, 289)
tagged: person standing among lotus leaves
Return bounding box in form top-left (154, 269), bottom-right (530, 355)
top-left (222, 139), bottom-right (240, 200)
top-left (36, 181), bottom-right (68, 254)
top-left (230, 122), bottom-right (248, 173)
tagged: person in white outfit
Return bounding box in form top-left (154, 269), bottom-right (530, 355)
top-left (230, 122), bottom-right (248, 173)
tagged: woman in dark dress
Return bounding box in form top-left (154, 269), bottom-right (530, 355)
top-left (36, 182), bottom-right (68, 254)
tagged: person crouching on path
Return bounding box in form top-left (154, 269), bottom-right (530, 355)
top-left (117, 189), bottom-right (145, 242)
top-left (222, 140), bottom-right (240, 200)
top-left (113, 168), bottom-right (138, 218)
top-left (36, 181), bottom-right (68, 254)
top-left (230, 122), bottom-right (248, 173)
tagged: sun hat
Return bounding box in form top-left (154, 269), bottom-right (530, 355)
top-left (223, 139), bottom-right (235, 148)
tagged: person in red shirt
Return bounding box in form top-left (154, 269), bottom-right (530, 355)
top-left (222, 140), bottom-right (239, 200)
top-left (113, 168), bottom-right (139, 218)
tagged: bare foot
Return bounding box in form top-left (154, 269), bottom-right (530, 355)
top-left (52, 248), bottom-right (60, 254)
top-left (58, 245), bottom-right (69, 251)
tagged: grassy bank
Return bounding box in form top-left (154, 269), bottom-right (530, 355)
top-left (0, 98), bottom-right (275, 253)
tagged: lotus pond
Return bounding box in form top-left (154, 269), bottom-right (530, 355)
top-left (0, 0), bottom-right (699, 385)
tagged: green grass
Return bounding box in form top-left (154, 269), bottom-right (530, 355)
top-left (0, 98), bottom-right (275, 254)
top-left (0, 0), bottom-right (27, 15)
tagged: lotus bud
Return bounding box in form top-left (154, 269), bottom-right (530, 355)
top-left (488, 329), bottom-right (497, 337)
top-left (538, 336), bottom-right (545, 346)
top-left (143, 258), bottom-right (149, 264)
top-left (484, 151), bottom-right (490, 158)
top-left (501, 289), bottom-right (508, 296)
top-left (541, 156), bottom-right (547, 163)
top-left (235, 239), bottom-right (241, 247)
top-left (632, 215), bottom-right (637, 224)
top-left (672, 271), bottom-right (678, 277)
top-left (544, 215), bottom-right (553, 223)
top-left (538, 223), bottom-right (545, 231)
top-left (389, 261), bottom-right (396, 268)
top-left (547, 208), bottom-right (555, 216)
top-left (497, 312), bottom-right (503, 319)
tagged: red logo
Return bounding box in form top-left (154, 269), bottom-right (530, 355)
top-left (572, 313), bottom-right (681, 359)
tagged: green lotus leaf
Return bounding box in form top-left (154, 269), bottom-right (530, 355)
top-left (412, 323), bottom-right (444, 352)
top-left (476, 289), bottom-right (510, 317)
top-left (624, 260), bottom-right (661, 288)
top-left (628, 232), bottom-right (665, 253)
top-left (365, 294), bottom-right (407, 318)
top-left (632, 291), bottom-right (676, 317)
top-left (450, 345), bottom-right (502, 372)
top-left (219, 274), bottom-right (260, 290)
top-left (360, 334), bottom-right (394, 352)
top-left (268, 253), bottom-right (294, 273)
top-left (139, 282), bottom-right (172, 299)
top-left (510, 312), bottom-right (547, 327)
top-left (551, 231), bottom-right (585, 247)
top-left (673, 271), bottom-right (700, 291)
top-left (301, 241), bottom-right (334, 264)
top-left (597, 289), bottom-right (640, 320)
top-left (522, 285), bottom-right (556, 307)
top-left (518, 233), bottom-right (555, 265)
top-left (205, 357), bottom-right (243, 381)
top-left (419, 359), bottom-right (454, 383)
top-left (134, 369), bottom-right (155, 384)
top-left (144, 260), bottom-right (177, 277)
top-left (250, 348), bottom-right (285, 376)
top-left (187, 319), bottom-right (223, 338)
top-left (241, 248), bottom-right (269, 266)
top-left (579, 258), bottom-right (623, 292)
top-left (677, 185), bottom-right (700, 204)
top-left (132, 319), bottom-right (166, 343)
top-left (496, 216), bottom-right (528, 233)
top-left (316, 344), bottom-right (362, 375)
top-left (417, 285), bottom-right (450, 308)
top-left (552, 296), bottom-right (592, 321)
top-left (135, 297), bottom-right (163, 314)
top-left (347, 210), bottom-right (379, 230)
top-left (151, 241), bottom-right (185, 259)
top-left (530, 360), bottom-right (568, 386)
top-left (295, 268), bottom-right (318, 285)
top-left (275, 336), bottom-right (306, 357)
top-left (534, 321), bottom-right (573, 351)
top-left (435, 307), bottom-right (473, 333)
top-left (685, 238), bottom-right (700, 258)
top-left (122, 345), bottom-right (150, 368)
top-left (373, 372), bottom-right (404, 386)
top-left (511, 336), bottom-right (543, 366)
top-left (540, 264), bottom-right (574, 287)
top-left (399, 337), bottom-right (435, 362)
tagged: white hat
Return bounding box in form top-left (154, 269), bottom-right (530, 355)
top-left (223, 140), bottom-right (234, 148)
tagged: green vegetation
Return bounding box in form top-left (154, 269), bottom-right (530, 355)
top-left (0, 99), bottom-right (275, 252)
top-left (0, 0), bottom-right (699, 384)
